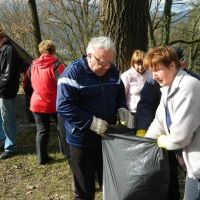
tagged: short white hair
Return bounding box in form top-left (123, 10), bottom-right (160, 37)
top-left (86, 36), bottom-right (115, 54)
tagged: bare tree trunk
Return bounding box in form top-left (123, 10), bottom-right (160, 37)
top-left (148, 11), bottom-right (156, 47)
top-left (99, 0), bottom-right (148, 72)
top-left (162, 0), bottom-right (172, 45)
top-left (28, 0), bottom-right (41, 57)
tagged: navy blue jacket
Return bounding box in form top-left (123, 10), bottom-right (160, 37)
top-left (136, 68), bottom-right (200, 130)
top-left (56, 56), bottom-right (127, 148)
top-left (136, 79), bottom-right (161, 130)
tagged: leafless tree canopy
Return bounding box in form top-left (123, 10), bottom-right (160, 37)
top-left (0, 0), bottom-right (200, 72)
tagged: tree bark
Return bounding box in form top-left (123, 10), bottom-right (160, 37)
top-left (28, 0), bottom-right (41, 57)
top-left (99, 0), bottom-right (148, 72)
top-left (162, 0), bottom-right (172, 45)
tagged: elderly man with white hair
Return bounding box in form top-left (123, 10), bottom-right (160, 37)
top-left (56, 36), bottom-right (133, 200)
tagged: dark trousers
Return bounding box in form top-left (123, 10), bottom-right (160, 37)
top-left (33, 112), bottom-right (60, 164)
top-left (25, 95), bottom-right (35, 122)
top-left (131, 112), bottom-right (137, 134)
top-left (57, 114), bottom-right (71, 164)
top-left (168, 151), bottom-right (180, 200)
top-left (69, 145), bottom-right (103, 200)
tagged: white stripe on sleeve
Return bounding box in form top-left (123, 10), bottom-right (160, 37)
top-left (58, 77), bottom-right (80, 88)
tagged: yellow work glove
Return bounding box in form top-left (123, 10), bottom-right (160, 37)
top-left (157, 135), bottom-right (167, 148)
top-left (136, 129), bottom-right (147, 137)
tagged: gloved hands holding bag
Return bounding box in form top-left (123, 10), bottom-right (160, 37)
top-left (136, 129), bottom-right (147, 137)
top-left (157, 135), bottom-right (167, 148)
top-left (117, 108), bottom-right (134, 129)
top-left (90, 116), bottom-right (108, 137)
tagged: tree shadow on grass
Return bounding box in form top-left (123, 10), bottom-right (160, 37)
top-left (16, 94), bottom-right (62, 153)
top-left (16, 124), bottom-right (66, 166)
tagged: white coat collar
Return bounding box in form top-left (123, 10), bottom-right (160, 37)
top-left (160, 69), bottom-right (186, 102)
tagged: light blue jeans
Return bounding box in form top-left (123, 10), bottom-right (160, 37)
top-left (0, 98), bottom-right (16, 152)
top-left (184, 176), bottom-right (200, 200)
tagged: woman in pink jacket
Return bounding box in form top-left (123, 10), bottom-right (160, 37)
top-left (30, 40), bottom-right (64, 165)
top-left (121, 50), bottom-right (151, 128)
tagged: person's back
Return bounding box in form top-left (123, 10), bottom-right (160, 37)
top-left (136, 79), bottom-right (161, 131)
top-left (29, 40), bottom-right (64, 165)
top-left (0, 24), bottom-right (22, 159)
top-left (0, 38), bottom-right (20, 99)
top-left (30, 54), bottom-right (61, 113)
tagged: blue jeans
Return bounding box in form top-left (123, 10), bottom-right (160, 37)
top-left (184, 176), bottom-right (200, 200)
top-left (0, 98), bottom-right (16, 152)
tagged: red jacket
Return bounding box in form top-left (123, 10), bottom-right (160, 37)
top-left (30, 54), bottom-right (64, 113)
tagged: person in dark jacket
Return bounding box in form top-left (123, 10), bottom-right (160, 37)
top-left (0, 25), bottom-right (22, 159)
top-left (56, 36), bottom-right (133, 200)
top-left (29, 40), bottom-right (64, 165)
top-left (136, 46), bottom-right (200, 200)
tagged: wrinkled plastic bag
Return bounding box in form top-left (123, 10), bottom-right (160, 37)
top-left (102, 125), bottom-right (169, 200)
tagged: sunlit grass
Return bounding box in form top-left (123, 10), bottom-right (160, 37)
top-left (0, 94), bottom-right (102, 200)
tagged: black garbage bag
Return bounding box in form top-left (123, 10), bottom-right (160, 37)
top-left (102, 125), bottom-right (169, 200)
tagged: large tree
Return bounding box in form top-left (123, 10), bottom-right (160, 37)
top-left (99, 0), bottom-right (149, 72)
top-left (148, 0), bottom-right (200, 72)
top-left (28, 0), bottom-right (41, 57)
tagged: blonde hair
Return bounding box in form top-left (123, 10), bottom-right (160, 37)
top-left (38, 40), bottom-right (56, 55)
top-left (143, 46), bottom-right (180, 71)
top-left (131, 50), bottom-right (145, 66)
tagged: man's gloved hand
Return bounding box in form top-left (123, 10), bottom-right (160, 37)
top-left (90, 116), bottom-right (108, 137)
top-left (136, 129), bottom-right (147, 137)
top-left (157, 135), bottom-right (167, 148)
top-left (117, 108), bottom-right (134, 129)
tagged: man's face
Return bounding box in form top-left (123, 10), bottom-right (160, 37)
top-left (88, 48), bottom-right (113, 76)
top-left (151, 62), bottom-right (177, 87)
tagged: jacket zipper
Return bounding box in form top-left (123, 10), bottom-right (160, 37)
top-left (100, 77), bottom-right (108, 121)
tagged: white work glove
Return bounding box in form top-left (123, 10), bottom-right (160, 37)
top-left (90, 116), bottom-right (108, 137)
top-left (157, 135), bottom-right (167, 149)
top-left (117, 108), bottom-right (134, 129)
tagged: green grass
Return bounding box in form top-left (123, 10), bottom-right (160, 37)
top-left (0, 94), bottom-right (102, 200)
top-left (0, 128), bottom-right (185, 200)
top-left (0, 125), bottom-right (102, 200)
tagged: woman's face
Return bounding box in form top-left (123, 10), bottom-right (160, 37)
top-left (134, 63), bottom-right (145, 74)
top-left (151, 62), bottom-right (177, 87)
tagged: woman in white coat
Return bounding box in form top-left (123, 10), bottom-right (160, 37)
top-left (144, 46), bottom-right (200, 200)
